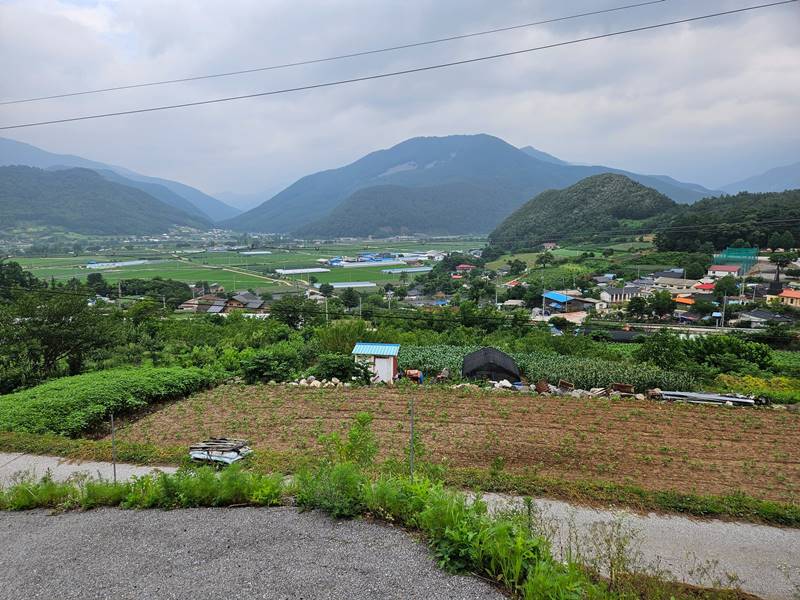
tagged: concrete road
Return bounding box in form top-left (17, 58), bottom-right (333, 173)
top-left (0, 452), bottom-right (176, 485)
top-left (1, 454), bottom-right (798, 598)
top-left (483, 492), bottom-right (800, 600)
top-left (0, 507), bottom-right (501, 600)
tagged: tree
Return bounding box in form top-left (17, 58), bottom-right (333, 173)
top-left (626, 296), bottom-right (649, 320)
top-left (507, 259), bottom-right (527, 276)
top-left (341, 287), bottom-right (360, 309)
top-left (778, 230), bottom-right (795, 250)
top-left (399, 271), bottom-right (409, 284)
top-left (536, 252), bottom-right (555, 268)
top-left (714, 275), bottom-right (739, 300)
top-left (0, 289), bottom-right (120, 385)
top-left (634, 330), bottom-right (686, 370)
top-left (648, 290), bottom-right (675, 317)
top-left (768, 231), bottom-right (783, 250)
top-left (86, 272), bottom-right (110, 296)
top-left (319, 283), bottom-right (334, 297)
top-left (769, 252), bottom-right (797, 285)
top-left (685, 262), bottom-right (706, 280)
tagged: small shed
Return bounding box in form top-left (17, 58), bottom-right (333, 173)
top-left (462, 347), bottom-right (521, 382)
top-left (352, 342), bottom-right (400, 383)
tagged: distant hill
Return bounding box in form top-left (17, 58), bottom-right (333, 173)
top-left (296, 182), bottom-right (517, 238)
top-left (0, 166), bottom-right (209, 235)
top-left (720, 161), bottom-right (800, 194)
top-left (223, 134), bottom-right (717, 235)
top-left (654, 188), bottom-right (800, 252)
top-left (0, 137), bottom-right (239, 221)
top-left (488, 174), bottom-right (678, 251)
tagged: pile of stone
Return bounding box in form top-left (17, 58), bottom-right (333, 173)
top-left (286, 375), bottom-right (352, 388)
top-left (450, 378), bottom-right (646, 400)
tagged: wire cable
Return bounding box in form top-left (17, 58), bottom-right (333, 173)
top-left (1, 1), bottom-right (795, 130)
top-left (0, 0), bottom-right (668, 106)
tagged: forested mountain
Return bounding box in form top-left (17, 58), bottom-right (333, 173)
top-left (223, 134), bottom-right (716, 234)
top-left (0, 137), bottom-right (238, 221)
top-left (488, 174), bottom-right (678, 251)
top-left (296, 182), bottom-right (516, 237)
top-left (720, 161), bottom-right (800, 194)
top-left (0, 166), bottom-right (209, 234)
top-left (654, 189), bottom-right (800, 251)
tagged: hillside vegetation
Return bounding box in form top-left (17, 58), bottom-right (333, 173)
top-left (655, 188), bottom-right (800, 251)
top-left (488, 174), bottom-right (677, 250)
top-left (0, 166), bottom-right (210, 234)
top-left (224, 134), bottom-right (713, 234)
top-left (296, 181), bottom-right (521, 237)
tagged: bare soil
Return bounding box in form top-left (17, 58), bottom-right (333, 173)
top-left (110, 385), bottom-right (800, 503)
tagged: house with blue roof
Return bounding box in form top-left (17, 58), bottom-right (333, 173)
top-left (352, 342), bottom-right (400, 383)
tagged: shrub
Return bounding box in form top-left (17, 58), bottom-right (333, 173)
top-left (683, 335), bottom-right (773, 373)
top-left (242, 344), bottom-right (304, 383)
top-left (295, 462), bottom-right (366, 519)
top-left (0, 367), bottom-right (216, 436)
top-left (309, 353), bottom-right (371, 384)
top-left (318, 412), bottom-right (378, 467)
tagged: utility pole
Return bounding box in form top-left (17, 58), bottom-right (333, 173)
top-left (110, 412), bottom-right (117, 485)
top-left (162, 295), bottom-right (166, 310)
top-left (409, 395), bottom-right (415, 480)
top-left (721, 294), bottom-right (727, 328)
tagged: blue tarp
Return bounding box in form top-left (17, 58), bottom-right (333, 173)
top-left (542, 291), bottom-right (572, 303)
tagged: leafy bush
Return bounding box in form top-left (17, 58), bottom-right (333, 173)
top-left (0, 367), bottom-right (216, 436)
top-left (318, 412), bottom-right (378, 467)
top-left (295, 462), bottom-right (366, 519)
top-left (309, 353), bottom-right (371, 384)
top-left (242, 344), bottom-right (304, 383)
top-left (684, 335), bottom-right (773, 373)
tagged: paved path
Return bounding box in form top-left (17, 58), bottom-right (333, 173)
top-left (0, 452), bottom-right (176, 485)
top-left (1, 454), bottom-right (798, 598)
top-left (483, 492), bottom-right (800, 600)
top-left (0, 507), bottom-right (501, 600)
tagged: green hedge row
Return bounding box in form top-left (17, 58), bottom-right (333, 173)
top-left (0, 368), bottom-right (217, 437)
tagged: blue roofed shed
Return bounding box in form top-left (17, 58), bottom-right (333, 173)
top-left (352, 343), bottom-right (400, 383)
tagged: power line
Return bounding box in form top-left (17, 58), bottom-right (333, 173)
top-left (0, 0), bottom-right (668, 106)
top-left (1, 1), bottom-right (795, 131)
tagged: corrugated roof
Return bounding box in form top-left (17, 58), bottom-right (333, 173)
top-left (542, 291), bottom-right (572, 303)
top-left (780, 289), bottom-right (800, 299)
top-left (352, 342), bottom-right (400, 356)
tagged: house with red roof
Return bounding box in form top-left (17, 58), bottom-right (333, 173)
top-left (707, 264), bottom-right (741, 278)
top-left (455, 263), bottom-right (476, 273)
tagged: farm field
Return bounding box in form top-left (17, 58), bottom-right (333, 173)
top-left (11, 240), bottom-right (480, 289)
top-left (111, 385), bottom-right (800, 504)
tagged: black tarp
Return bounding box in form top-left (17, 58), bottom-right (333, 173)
top-left (461, 347), bottom-right (521, 382)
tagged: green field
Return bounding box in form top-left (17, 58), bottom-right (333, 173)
top-left (11, 240), bottom-right (481, 292)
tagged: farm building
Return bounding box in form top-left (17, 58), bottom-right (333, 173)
top-left (462, 348), bottom-right (521, 382)
top-left (314, 281), bottom-right (377, 289)
top-left (352, 342), bottom-right (400, 384)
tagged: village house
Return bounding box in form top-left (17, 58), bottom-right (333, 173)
top-left (599, 285), bottom-right (642, 304)
top-left (735, 309), bottom-right (794, 328)
top-left (707, 264), bottom-right (742, 278)
top-left (178, 294), bottom-right (226, 313)
top-left (224, 291), bottom-right (265, 312)
top-left (455, 263), bottom-right (477, 273)
top-left (501, 299), bottom-right (526, 310)
top-left (653, 277), bottom-right (700, 292)
top-left (541, 242), bottom-right (558, 251)
top-left (771, 288), bottom-right (800, 308)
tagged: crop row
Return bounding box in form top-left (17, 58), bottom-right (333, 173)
top-left (399, 345), bottom-right (695, 391)
top-left (0, 367), bottom-right (217, 437)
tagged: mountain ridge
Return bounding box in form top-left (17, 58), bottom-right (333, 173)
top-left (224, 134), bottom-right (719, 236)
top-left (0, 137), bottom-right (239, 222)
top-left (0, 166), bottom-right (209, 235)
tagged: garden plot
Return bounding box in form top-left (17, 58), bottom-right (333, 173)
top-left (110, 385), bottom-right (800, 504)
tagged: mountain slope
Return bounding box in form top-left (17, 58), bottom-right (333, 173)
top-left (296, 182), bottom-right (518, 238)
top-left (488, 174), bottom-right (678, 250)
top-left (224, 134), bottom-right (717, 234)
top-left (0, 137), bottom-right (238, 221)
top-left (518, 145), bottom-right (569, 165)
top-left (720, 161), bottom-right (800, 194)
top-left (655, 188), bottom-right (800, 251)
top-left (0, 166), bottom-right (209, 235)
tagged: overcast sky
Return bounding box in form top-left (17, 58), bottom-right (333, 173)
top-left (1, 0), bottom-right (798, 205)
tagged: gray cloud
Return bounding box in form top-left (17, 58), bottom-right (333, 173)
top-left (1, 0), bottom-right (798, 200)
